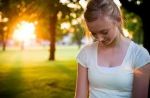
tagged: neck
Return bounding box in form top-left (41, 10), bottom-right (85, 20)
top-left (99, 34), bottom-right (125, 50)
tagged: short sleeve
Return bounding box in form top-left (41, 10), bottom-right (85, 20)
top-left (76, 46), bottom-right (88, 68)
top-left (133, 46), bottom-right (150, 69)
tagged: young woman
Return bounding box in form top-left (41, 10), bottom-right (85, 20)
top-left (74, 0), bottom-right (150, 98)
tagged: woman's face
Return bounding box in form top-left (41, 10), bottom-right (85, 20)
top-left (86, 16), bottom-right (121, 47)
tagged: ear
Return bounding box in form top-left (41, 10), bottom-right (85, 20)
top-left (113, 16), bottom-right (122, 27)
top-left (116, 16), bottom-right (121, 22)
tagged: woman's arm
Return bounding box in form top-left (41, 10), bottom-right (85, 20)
top-left (132, 63), bottom-right (150, 98)
top-left (74, 63), bottom-right (89, 98)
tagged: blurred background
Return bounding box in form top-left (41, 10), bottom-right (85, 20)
top-left (0, 0), bottom-right (149, 98)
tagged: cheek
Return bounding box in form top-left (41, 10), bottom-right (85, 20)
top-left (107, 32), bottom-right (117, 41)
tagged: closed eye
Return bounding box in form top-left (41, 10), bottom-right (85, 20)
top-left (99, 30), bottom-right (108, 35)
top-left (100, 30), bottom-right (108, 35)
top-left (91, 29), bottom-right (109, 36)
top-left (91, 32), bottom-right (97, 36)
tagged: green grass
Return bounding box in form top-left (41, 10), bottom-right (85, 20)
top-left (0, 46), bottom-right (79, 98)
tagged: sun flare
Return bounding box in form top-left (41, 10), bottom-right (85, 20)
top-left (12, 21), bottom-right (36, 42)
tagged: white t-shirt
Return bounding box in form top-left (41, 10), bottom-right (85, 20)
top-left (76, 41), bottom-right (150, 98)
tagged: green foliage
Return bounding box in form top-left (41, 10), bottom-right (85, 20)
top-left (72, 23), bottom-right (85, 47)
top-left (122, 8), bottom-right (143, 44)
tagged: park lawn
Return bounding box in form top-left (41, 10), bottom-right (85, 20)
top-left (0, 46), bottom-right (79, 98)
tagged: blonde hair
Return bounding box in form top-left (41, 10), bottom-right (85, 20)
top-left (84, 0), bottom-right (124, 35)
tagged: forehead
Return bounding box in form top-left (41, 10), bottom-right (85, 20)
top-left (86, 16), bottom-right (114, 33)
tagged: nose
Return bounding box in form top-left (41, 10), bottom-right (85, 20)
top-left (97, 35), bottom-right (105, 41)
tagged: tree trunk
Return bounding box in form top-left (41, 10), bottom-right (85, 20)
top-left (2, 40), bottom-right (6, 51)
top-left (1, 33), bottom-right (6, 51)
top-left (49, 14), bottom-right (57, 61)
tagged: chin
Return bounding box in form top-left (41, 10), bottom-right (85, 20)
top-left (99, 41), bottom-right (109, 46)
top-left (100, 40), bottom-right (113, 47)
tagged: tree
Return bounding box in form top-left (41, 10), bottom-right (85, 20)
top-left (38, 0), bottom-right (83, 60)
top-left (0, 0), bottom-right (38, 51)
top-left (0, 0), bottom-right (84, 60)
top-left (122, 9), bottom-right (143, 44)
top-left (0, 0), bottom-right (9, 51)
top-left (72, 23), bottom-right (85, 48)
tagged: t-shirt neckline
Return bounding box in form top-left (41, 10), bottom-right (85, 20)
top-left (95, 41), bottom-right (133, 69)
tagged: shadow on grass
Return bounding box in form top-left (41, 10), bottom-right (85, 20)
top-left (0, 55), bottom-right (24, 98)
top-left (46, 61), bottom-right (76, 98)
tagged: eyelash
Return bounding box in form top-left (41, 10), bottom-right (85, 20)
top-left (92, 32), bottom-right (96, 35)
top-left (102, 31), bottom-right (108, 35)
top-left (91, 31), bottom-right (108, 36)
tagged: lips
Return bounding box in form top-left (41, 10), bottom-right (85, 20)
top-left (101, 40), bottom-right (107, 43)
top-left (101, 39), bottom-right (108, 43)
top-left (99, 41), bottom-right (107, 46)
top-left (99, 39), bottom-right (111, 46)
